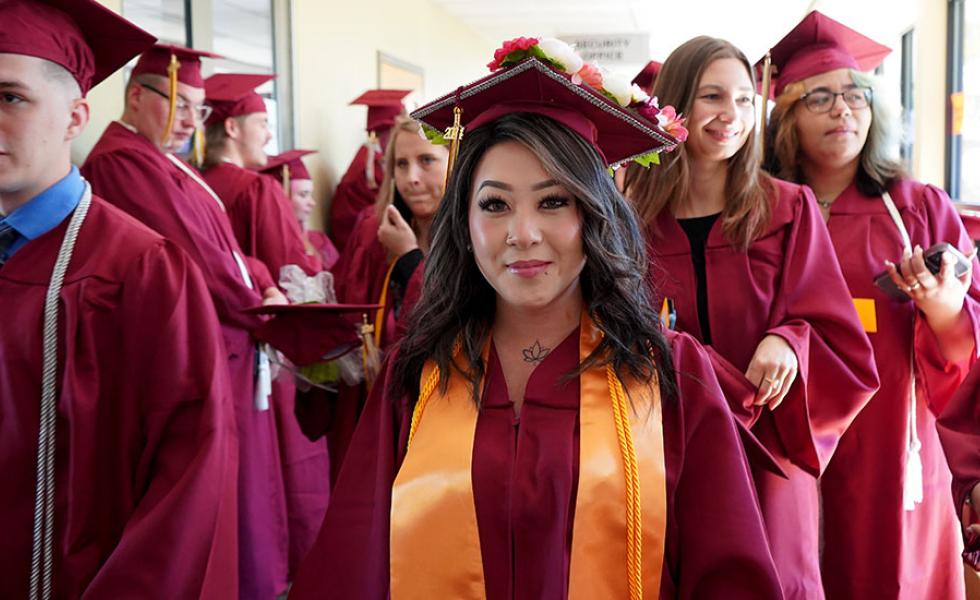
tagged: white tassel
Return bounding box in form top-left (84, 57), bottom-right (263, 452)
top-left (903, 439), bottom-right (923, 510)
top-left (254, 346), bottom-right (272, 411)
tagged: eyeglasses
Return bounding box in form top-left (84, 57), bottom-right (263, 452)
top-left (799, 87), bottom-right (873, 113)
top-left (140, 82), bottom-right (213, 123)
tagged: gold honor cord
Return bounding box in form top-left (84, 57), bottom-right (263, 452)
top-left (161, 54), bottom-right (180, 146)
top-left (759, 52), bottom-right (772, 163)
top-left (282, 163), bottom-right (291, 196)
top-left (443, 106), bottom-right (465, 190)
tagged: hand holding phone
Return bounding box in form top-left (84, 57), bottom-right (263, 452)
top-left (873, 242), bottom-right (973, 302)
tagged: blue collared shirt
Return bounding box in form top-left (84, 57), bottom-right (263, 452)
top-left (0, 166), bottom-right (85, 260)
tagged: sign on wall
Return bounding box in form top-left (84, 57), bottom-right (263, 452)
top-left (558, 33), bottom-right (650, 65)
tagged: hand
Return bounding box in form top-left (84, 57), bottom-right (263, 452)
top-left (377, 205), bottom-right (419, 257)
top-left (261, 286), bottom-right (288, 306)
top-left (744, 334), bottom-right (799, 410)
top-left (884, 245), bottom-right (975, 331)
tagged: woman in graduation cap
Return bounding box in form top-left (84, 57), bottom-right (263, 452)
top-left (262, 149), bottom-right (340, 269)
top-left (764, 10), bottom-right (980, 600)
top-left (319, 116), bottom-right (449, 481)
top-left (622, 35), bottom-right (879, 599)
top-left (289, 37), bottom-right (782, 600)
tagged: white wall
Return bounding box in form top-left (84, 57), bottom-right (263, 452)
top-left (291, 0), bottom-right (495, 229)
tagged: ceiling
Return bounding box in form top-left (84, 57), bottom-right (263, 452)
top-left (430, 0), bottom-right (918, 68)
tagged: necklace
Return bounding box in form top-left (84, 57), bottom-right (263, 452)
top-left (816, 198), bottom-right (834, 210)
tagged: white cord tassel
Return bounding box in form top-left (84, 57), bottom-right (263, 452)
top-left (364, 133), bottom-right (381, 190)
top-left (254, 345), bottom-right (272, 411)
top-left (903, 368), bottom-right (923, 511)
top-left (29, 184), bottom-right (92, 600)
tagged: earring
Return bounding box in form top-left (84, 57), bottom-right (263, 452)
top-left (465, 243), bottom-right (472, 252)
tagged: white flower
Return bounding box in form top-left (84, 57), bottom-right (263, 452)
top-left (602, 69), bottom-right (634, 107)
top-left (631, 83), bottom-right (650, 105)
top-left (537, 37), bottom-right (583, 74)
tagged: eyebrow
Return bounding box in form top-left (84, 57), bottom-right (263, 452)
top-left (0, 80), bottom-right (29, 91)
top-left (697, 83), bottom-right (755, 93)
top-left (477, 179), bottom-right (560, 192)
top-left (807, 84), bottom-right (860, 92)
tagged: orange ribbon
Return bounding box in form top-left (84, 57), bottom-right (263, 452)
top-left (390, 314), bottom-right (666, 599)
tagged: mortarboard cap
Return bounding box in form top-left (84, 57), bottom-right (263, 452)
top-left (0, 0), bottom-right (156, 95)
top-left (760, 10), bottom-right (891, 97)
top-left (412, 56), bottom-right (676, 168)
top-left (260, 149), bottom-right (316, 194)
top-left (204, 72), bottom-right (274, 126)
top-left (131, 44), bottom-right (222, 88)
top-left (350, 89), bottom-right (412, 132)
top-left (247, 303), bottom-right (379, 366)
top-left (631, 61), bottom-right (663, 95)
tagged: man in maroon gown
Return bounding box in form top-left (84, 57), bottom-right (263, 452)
top-left (201, 73), bottom-right (320, 280)
top-left (0, 2), bottom-right (237, 597)
top-left (80, 45), bottom-right (290, 599)
top-left (328, 89), bottom-right (411, 250)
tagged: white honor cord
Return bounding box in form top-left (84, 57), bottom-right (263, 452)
top-left (881, 191), bottom-right (923, 511)
top-left (29, 184), bottom-right (92, 600)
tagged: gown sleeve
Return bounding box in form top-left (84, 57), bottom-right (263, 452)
top-left (761, 185), bottom-right (879, 475)
top-left (288, 357), bottom-right (410, 600)
top-left (937, 361), bottom-right (980, 563)
top-left (245, 175), bottom-right (323, 278)
top-left (661, 332), bottom-right (784, 599)
top-left (82, 240), bottom-right (240, 598)
top-left (81, 151), bottom-right (264, 333)
top-left (910, 183), bottom-right (980, 415)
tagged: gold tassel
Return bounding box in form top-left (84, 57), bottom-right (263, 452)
top-left (161, 53), bottom-right (180, 146)
top-left (360, 314), bottom-right (382, 388)
top-left (759, 52), bottom-right (772, 163)
top-left (192, 127), bottom-right (205, 167)
top-left (442, 106), bottom-right (465, 190)
top-left (282, 163), bottom-right (291, 196)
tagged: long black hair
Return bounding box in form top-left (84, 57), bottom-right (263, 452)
top-left (391, 112), bottom-right (676, 404)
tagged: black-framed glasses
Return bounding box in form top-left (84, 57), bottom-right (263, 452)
top-left (799, 87), bottom-right (873, 113)
top-left (140, 82), bottom-right (213, 123)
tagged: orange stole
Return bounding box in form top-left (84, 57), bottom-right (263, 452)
top-left (389, 317), bottom-right (667, 599)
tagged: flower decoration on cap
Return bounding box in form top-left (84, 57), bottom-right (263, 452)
top-left (414, 35), bottom-right (686, 179)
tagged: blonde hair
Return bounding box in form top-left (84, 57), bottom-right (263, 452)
top-left (766, 69), bottom-right (904, 195)
top-left (373, 117), bottom-right (426, 221)
top-left (623, 36), bottom-right (773, 250)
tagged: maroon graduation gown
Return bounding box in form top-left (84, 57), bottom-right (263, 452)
top-left (648, 177), bottom-right (879, 599)
top-left (0, 197), bottom-right (238, 598)
top-left (81, 122), bottom-right (290, 599)
top-left (288, 329), bottom-right (782, 599)
top-left (203, 161), bottom-right (321, 281)
top-left (329, 144), bottom-right (384, 252)
top-left (821, 178), bottom-right (980, 599)
top-left (307, 229), bottom-right (339, 271)
top-left (937, 361), bottom-right (980, 562)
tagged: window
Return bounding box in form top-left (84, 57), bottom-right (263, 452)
top-left (948, 0), bottom-right (980, 201)
top-left (121, 0), bottom-right (293, 151)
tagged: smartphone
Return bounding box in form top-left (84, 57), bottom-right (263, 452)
top-left (873, 242), bottom-right (972, 301)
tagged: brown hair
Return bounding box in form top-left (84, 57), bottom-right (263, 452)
top-left (765, 70), bottom-right (904, 196)
top-left (200, 116), bottom-right (245, 169)
top-left (623, 36), bottom-right (772, 249)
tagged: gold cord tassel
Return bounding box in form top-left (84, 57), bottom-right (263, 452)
top-left (759, 52), bottom-right (772, 163)
top-left (282, 163), bottom-right (291, 196)
top-left (360, 314), bottom-right (382, 388)
top-left (161, 53), bottom-right (180, 146)
top-left (192, 127), bottom-right (205, 167)
top-left (442, 106), bottom-right (465, 189)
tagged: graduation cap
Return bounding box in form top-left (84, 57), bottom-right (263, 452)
top-left (131, 44), bottom-right (223, 147)
top-left (411, 37), bottom-right (678, 175)
top-left (351, 89), bottom-right (412, 132)
top-left (631, 61), bottom-right (663, 95)
top-left (0, 0), bottom-right (156, 95)
top-left (247, 303), bottom-right (380, 366)
top-left (260, 149), bottom-right (316, 195)
top-left (759, 10), bottom-right (892, 98)
top-left (204, 72), bottom-right (274, 126)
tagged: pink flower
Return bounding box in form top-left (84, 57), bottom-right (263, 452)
top-left (657, 105), bottom-right (689, 142)
top-left (487, 36), bottom-right (540, 71)
top-left (573, 62), bottom-right (603, 88)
